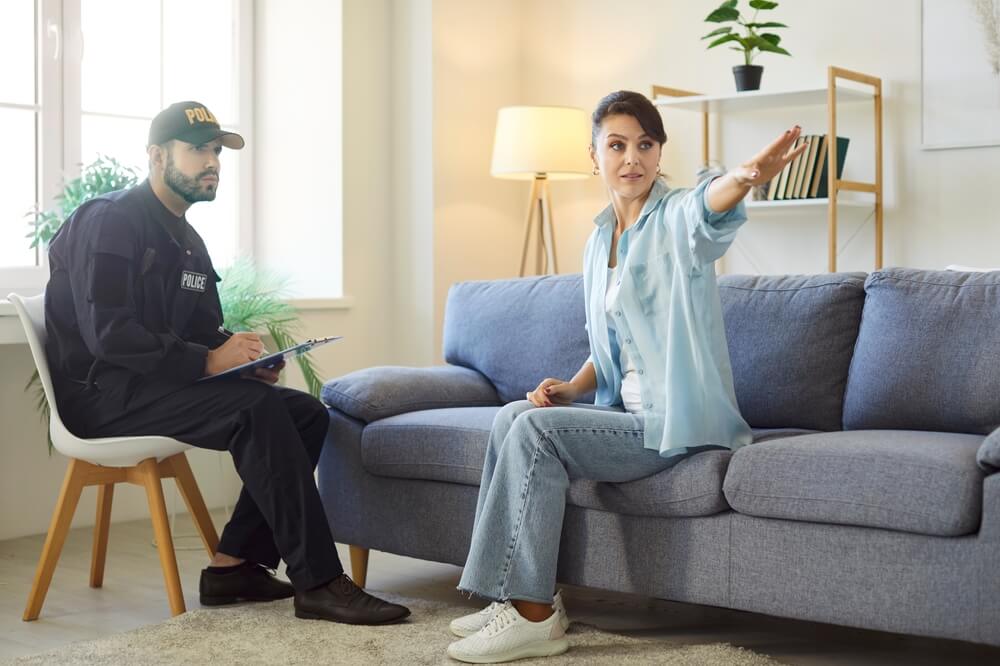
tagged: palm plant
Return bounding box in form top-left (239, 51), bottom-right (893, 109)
top-left (26, 155), bottom-right (139, 250)
top-left (216, 256), bottom-right (323, 398)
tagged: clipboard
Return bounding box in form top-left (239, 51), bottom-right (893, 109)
top-left (199, 335), bottom-right (342, 381)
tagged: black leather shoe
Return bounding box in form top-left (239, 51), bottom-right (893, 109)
top-left (200, 562), bottom-right (295, 606)
top-left (294, 574), bottom-right (411, 625)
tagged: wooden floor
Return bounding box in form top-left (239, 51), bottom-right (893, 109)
top-left (2, 511), bottom-right (998, 664)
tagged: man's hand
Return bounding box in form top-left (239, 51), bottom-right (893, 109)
top-left (526, 378), bottom-right (581, 407)
top-left (205, 332), bottom-right (265, 376)
top-left (247, 360), bottom-right (286, 385)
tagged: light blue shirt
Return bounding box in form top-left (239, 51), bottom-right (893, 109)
top-left (584, 176), bottom-right (753, 458)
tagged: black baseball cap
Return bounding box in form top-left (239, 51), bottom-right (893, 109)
top-left (148, 101), bottom-right (245, 150)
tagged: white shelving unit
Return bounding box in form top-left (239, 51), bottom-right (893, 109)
top-left (652, 66), bottom-right (883, 272)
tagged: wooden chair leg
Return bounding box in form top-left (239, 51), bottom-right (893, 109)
top-left (23, 459), bottom-right (86, 621)
top-left (349, 545), bottom-right (370, 589)
top-left (89, 483), bottom-right (114, 588)
top-left (167, 453), bottom-right (219, 557)
top-left (138, 458), bottom-right (186, 616)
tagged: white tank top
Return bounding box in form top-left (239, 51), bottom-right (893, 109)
top-left (606, 266), bottom-right (644, 413)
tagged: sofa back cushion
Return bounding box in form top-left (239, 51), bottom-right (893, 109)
top-left (718, 273), bottom-right (867, 431)
top-left (443, 275), bottom-right (590, 403)
top-left (843, 268), bottom-right (1000, 434)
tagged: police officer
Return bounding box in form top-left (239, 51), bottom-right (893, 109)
top-left (44, 101), bottom-right (409, 625)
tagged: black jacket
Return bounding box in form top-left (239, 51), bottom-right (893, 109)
top-left (45, 180), bottom-right (227, 414)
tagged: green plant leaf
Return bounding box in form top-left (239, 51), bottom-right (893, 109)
top-left (701, 26), bottom-right (732, 39)
top-left (705, 7), bottom-right (740, 22)
top-left (760, 33), bottom-right (781, 45)
top-left (706, 33), bottom-right (743, 50)
top-left (744, 21), bottom-right (787, 28)
top-left (218, 257), bottom-right (323, 399)
top-left (25, 155), bottom-right (139, 251)
top-left (749, 0), bottom-right (779, 9)
top-left (749, 34), bottom-right (791, 55)
top-left (25, 370), bottom-right (53, 453)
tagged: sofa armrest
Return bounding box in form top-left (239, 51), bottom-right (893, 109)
top-left (321, 365), bottom-right (501, 424)
top-left (977, 426), bottom-right (1000, 474)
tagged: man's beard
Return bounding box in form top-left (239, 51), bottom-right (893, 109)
top-left (164, 154), bottom-right (218, 204)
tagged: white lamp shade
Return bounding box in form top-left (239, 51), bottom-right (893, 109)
top-left (490, 106), bottom-right (592, 181)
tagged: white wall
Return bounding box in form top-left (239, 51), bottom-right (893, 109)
top-left (431, 1), bottom-right (526, 361)
top-left (255, 0), bottom-right (344, 299)
top-left (391, 0), bottom-right (436, 367)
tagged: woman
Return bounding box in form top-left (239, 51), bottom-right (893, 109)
top-left (446, 90), bottom-right (807, 663)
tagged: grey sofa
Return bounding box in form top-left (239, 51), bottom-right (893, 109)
top-left (317, 268), bottom-right (1000, 647)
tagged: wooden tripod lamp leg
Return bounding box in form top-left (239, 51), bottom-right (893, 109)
top-left (519, 177), bottom-right (541, 277)
top-left (540, 178), bottom-right (558, 275)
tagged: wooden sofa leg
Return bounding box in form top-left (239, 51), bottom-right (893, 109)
top-left (89, 483), bottom-right (115, 588)
top-left (349, 545), bottom-right (370, 589)
top-left (138, 458), bottom-right (186, 616)
top-left (23, 459), bottom-right (86, 621)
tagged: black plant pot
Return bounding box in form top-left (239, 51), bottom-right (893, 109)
top-left (733, 65), bottom-right (763, 92)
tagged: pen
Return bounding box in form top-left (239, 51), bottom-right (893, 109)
top-left (218, 326), bottom-right (269, 355)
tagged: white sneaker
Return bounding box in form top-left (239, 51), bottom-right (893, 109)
top-left (450, 591), bottom-right (570, 638)
top-left (446, 602), bottom-right (569, 663)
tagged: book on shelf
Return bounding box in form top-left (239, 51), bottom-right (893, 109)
top-left (794, 135), bottom-right (820, 198)
top-left (783, 136), bottom-right (805, 199)
top-left (791, 136), bottom-right (811, 198)
top-left (773, 142), bottom-right (796, 199)
top-left (807, 135), bottom-right (830, 198)
top-left (813, 136), bottom-right (850, 199)
top-left (760, 134), bottom-right (849, 202)
top-left (766, 168), bottom-right (781, 200)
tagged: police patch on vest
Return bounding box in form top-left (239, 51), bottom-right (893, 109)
top-left (180, 270), bottom-right (208, 292)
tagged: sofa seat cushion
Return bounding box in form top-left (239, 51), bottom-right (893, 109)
top-left (361, 407), bottom-right (501, 486)
top-left (723, 430), bottom-right (987, 536)
top-left (363, 408), bottom-right (816, 518)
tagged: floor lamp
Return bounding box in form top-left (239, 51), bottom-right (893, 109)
top-left (490, 106), bottom-right (592, 276)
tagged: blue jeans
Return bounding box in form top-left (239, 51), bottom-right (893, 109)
top-left (457, 400), bottom-right (695, 605)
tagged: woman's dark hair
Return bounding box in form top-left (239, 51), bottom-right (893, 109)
top-left (591, 90), bottom-right (667, 146)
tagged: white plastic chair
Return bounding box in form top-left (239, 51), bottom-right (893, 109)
top-left (8, 293), bottom-right (219, 620)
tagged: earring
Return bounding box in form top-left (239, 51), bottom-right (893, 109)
top-left (592, 166), bottom-right (599, 175)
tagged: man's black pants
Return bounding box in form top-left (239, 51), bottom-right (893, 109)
top-left (65, 377), bottom-right (344, 591)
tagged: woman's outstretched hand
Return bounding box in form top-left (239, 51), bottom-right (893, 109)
top-left (731, 125), bottom-right (810, 187)
top-left (526, 378), bottom-right (580, 408)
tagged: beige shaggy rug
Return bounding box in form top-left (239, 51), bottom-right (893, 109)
top-left (12, 593), bottom-right (783, 665)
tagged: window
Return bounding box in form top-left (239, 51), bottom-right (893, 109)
top-left (0, 1), bottom-right (46, 289)
top-left (1, 0), bottom-right (252, 294)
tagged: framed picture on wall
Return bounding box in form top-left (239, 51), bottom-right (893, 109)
top-left (921, 0), bottom-right (1000, 150)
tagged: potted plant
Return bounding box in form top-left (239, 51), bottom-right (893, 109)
top-left (702, 0), bottom-right (791, 92)
top-left (24, 157), bottom-right (323, 450)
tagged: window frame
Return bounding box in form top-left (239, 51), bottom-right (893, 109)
top-left (0, 0), bottom-right (254, 296)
